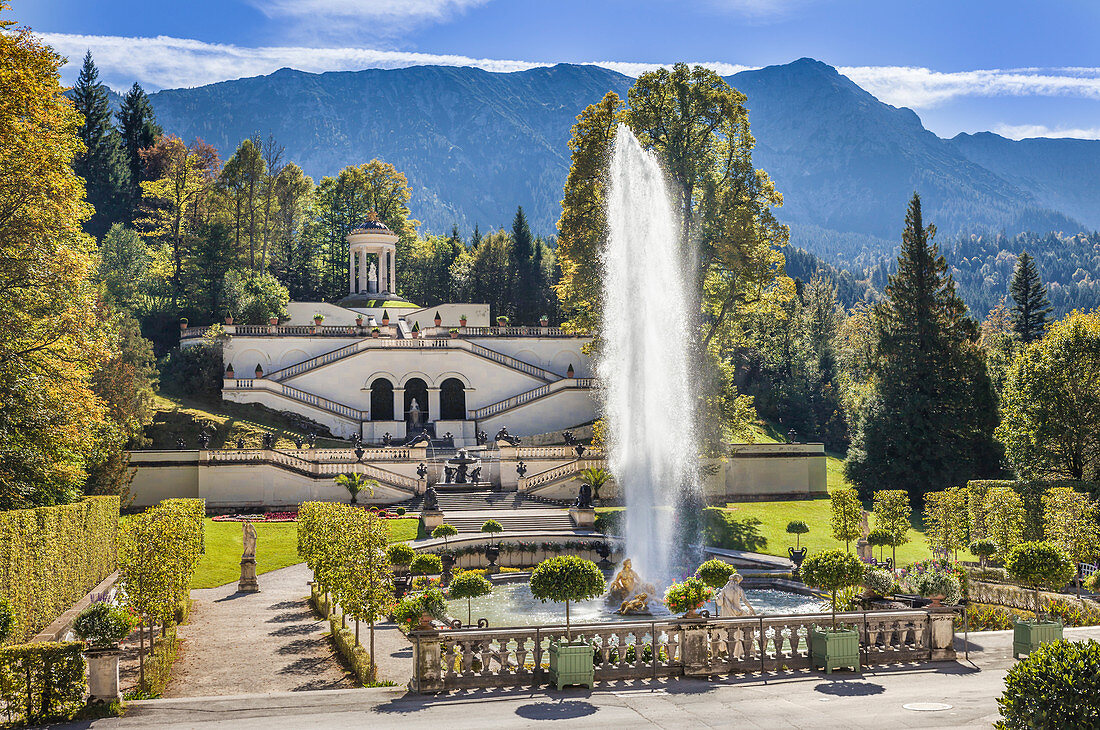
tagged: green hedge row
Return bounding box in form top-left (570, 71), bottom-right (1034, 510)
top-left (0, 642), bottom-right (85, 725)
top-left (967, 479), bottom-right (1100, 541)
top-left (308, 585), bottom-right (375, 685)
top-left (0, 497), bottom-right (120, 645)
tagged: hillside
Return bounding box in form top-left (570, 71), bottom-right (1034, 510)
top-left (147, 58), bottom-right (1098, 261)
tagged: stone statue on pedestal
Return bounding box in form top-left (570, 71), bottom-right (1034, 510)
top-left (856, 509), bottom-right (873, 562)
top-left (408, 399), bottom-right (422, 427)
top-left (715, 574), bottom-right (756, 617)
top-left (238, 522), bottom-right (260, 593)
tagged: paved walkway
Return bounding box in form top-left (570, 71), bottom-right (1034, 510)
top-left (165, 563), bottom-right (357, 696)
top-left (69, 626), bottom-right (1100, 728)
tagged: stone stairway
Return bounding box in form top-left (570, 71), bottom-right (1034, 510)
top-left (439, 511), bottom-right (576, 533)
top-left (393, 490), bottom-right (565, 512)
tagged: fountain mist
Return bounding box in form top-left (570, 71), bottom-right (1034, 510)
top-left (599, 125), bottom-right (699, 587)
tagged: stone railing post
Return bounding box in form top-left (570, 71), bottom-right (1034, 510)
top-left (679, 620), bottom-right (710, 677)
top-left (84, 647), bottom-right (122, 704)
top-left (411, 631), bottom-right (445, 693)
top-left (928, 608), bottom-right (957, 661)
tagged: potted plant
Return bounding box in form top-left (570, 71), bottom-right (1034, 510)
top-left (862, 566), bottom-right (894, 599)
top-left (387, 543), bottom-right (415, 575)
top-left (530, 555), bottom-right (606, 689)
top-left (225, 363), bottom-right (235, 379)
top-left (268, 315), bottom-right (278, 326)
top-left (664, 576), bottom-right (714, 618)
top-left (969, 538), bottom-right (997, 570)
top-left (179, 317), bottom-right (189, 331)
top-left (73, 602), bottom-right (136, 704)
top-left (540, 314), bottom-right (549, 327)
top-left (448, 571), bottom-right (492, 626)
top-left (224, 311), bottom-right (234, 325)
top-left (254, 363), bottom-right (264, 378)
top-left (459, 314), bottom-right (467, 327)
top-left (800, 549), bottom-right (865, 673)
top-left (434, 311), bottom-right (442, 327)
top-left (481, 519), bottom-right (504, 545)
top-left (1006, 541), bottom-right (1075, 658)
top-left (382, 309), bottom-right (390, 326)
top-left (411, 321), bottom-right (421, 339)
top-left (914, 570), bottom-right (961, 608)
top-left (449, 327), bottom-right (459, 339)
top-left (695, 559), bottom-right (736, 616)
top-left (394, 587), bottom-right (448, 631)
top-left (355, 314), bottom-right (364, 327)
top-left (496, 315), bottom-right (509, 327)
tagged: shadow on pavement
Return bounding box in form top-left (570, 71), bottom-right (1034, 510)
top-left (813, 680), bottom-right (885, 696)
top-left (514, 700), bottom-right (598, 720)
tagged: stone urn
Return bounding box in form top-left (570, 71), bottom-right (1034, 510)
top-left (83, 645), bottom-right (122, 704)
top-left (926, 594), bottom-right (946, 608)
top-left (788, 547), bottom-right (807, 577)
top-left (682, 603), bottom-right (705, 619)
top-left (419, 612), bottom-right (435, 630)
top-left (484, 543), bottom-right (501, 572)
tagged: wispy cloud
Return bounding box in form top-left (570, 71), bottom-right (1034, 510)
top-left (839, 65), bottom-right (1100, 108)
top-left (705, 0), bottom-right (805, 18)
top-left (248, 0), bottom-right (492, 34)
top-left (993, 123), bottom-right (1100, 141)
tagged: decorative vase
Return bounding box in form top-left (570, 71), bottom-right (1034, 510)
top-left (83, 645), bottom-right (122, 704)
top-left (927, 594), bottom-right (946, 608)
top-left (450, 332), bottom-right (458, 339)
top-left (225, 315), bottom-right (234, 325)
top-left (419, 612), bottom-right (435, 630)
top-left (434, 317), bottom-right (442, 326)
top-left (372, 330), bottom-right (379, 338)
top-left (268, 317), bottom-right (278, 326)
top-left (682, 603), bottom-right (704, 619)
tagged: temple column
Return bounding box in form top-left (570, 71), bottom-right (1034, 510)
top-left (375, 252), bottom-right (383, 293)
top-left (349, 247), bottom-right (355, 294)
top-left (392, 388), bottom-right (405, 422)
top-left (388, 249), bottom-right (396, 293)
top-left (359, 248), bottom-right (368, 293)
top-left (427, 388), bottom-right (441, 424)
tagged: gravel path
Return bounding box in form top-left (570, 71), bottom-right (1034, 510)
top-left (164, 563), bottom-right (357, 697)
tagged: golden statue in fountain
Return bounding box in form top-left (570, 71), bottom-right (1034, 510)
top-left (607, 559), bottom-right (658, 615)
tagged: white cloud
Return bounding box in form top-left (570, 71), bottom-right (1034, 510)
top-left (838, 65), bottom-right (1100, 108)
top-left (248, 0), bottom-right (492, 30)
top-left (706, 0), bottom-right (803, 17)
top-left (993, 123), bottom-right (1100, 141)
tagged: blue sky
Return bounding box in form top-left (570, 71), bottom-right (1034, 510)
top-left (16, 0), bottom-right (1100, 139)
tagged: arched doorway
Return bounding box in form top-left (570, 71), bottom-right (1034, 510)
top-left (440, 378), bottom-right (466, 420)
top-left (404, 377), bottom-right (429, 426)
top-left (369, 378), bottom-right (393, 421)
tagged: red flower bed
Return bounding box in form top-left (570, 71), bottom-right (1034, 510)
top-left (212, 511), bottom-right (298, 522)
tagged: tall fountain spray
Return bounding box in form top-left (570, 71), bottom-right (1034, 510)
top-left (599, 125), bottom-right (698, 588)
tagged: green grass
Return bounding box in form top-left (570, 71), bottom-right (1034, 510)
top-left (191, 517), bottom-right (419, 589)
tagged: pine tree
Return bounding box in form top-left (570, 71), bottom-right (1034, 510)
top-left (844, 194), bottom-right (1001, 500)
top-left (1009, 252), bottom-right (1052, 343)
top-left (71, 51), bottom-right (131, 238)
top-left (471, 223), bottom-right (482, 248)
top-left (116, 82), bottom-right (161, 219)
top-left (511, 206), bottom-right (535, 322)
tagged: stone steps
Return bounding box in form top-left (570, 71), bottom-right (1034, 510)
top-left (439, 512), bottom-right (576, 533)
top-left (392, 490), bottom-right (566, 512)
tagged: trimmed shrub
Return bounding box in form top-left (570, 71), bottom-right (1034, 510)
top-left (480, 519), bottom-right (504, 536)
top-left (800, 550), bottom-right (865, 629)
top-left (785, 520), bottom-right (809, 549)
top-left (386, 543), bottom-right (415, 569)
top-left (530, 556), bottom-right (605, 632)
top-left (696, 559), bottom-right (736, 589)
top-left (448, 571), bottom-right (492, 624)
top-left (72, 603), bottom-right (136, 648)
top-left (863, 567), bottom-right (894, 598)
top-left (0, 642), bottom-right (86, 724)
top-left (1005, 541), bottom-right (1076, 618)
top-left (328, 613), bottom-right (375, 685)
top-left (0, 496), bottom-right (120, 644)
top-left (0, 598), bottom-right (11, 643)
top-left (997, 639), bottom-right (1100, 728)
top-left (410, 553), bottom-right (442, 576)
top-left (969, 538), bottom-right (998, 567)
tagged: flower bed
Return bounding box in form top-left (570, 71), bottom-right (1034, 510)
top-left (212, 511), bottom-right (298, 522)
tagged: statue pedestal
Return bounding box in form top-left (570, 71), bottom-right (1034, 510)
top-left (856, 538), bottom-right (872, 562)
top-left (569, 507), bottom-right (596, 530)
top-left (421, 510), bottom-right (445, 531)
top-left (84, 648), bottom-right (121, 704)
top-left (238, 557), bottom-right (260, 593)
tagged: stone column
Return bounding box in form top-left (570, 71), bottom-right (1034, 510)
top-left (84, 648), bottom-right (122, 704)
top-left (427, 387), bottom-right (441, 424)
top-left (393, 388), bottom-right (405, 422)
top-left (411, 632), bottom-right (444, 693)
top-left (349, 247), bottom-right (355, 294)
top-left (388, 249), bottom-right (396, 293)
top-left (359, 248), bottom-right (368, 293)
top-left (928, 608), bottom-right (957, 661)
top-left (375, 252), bottom-right (383, 293)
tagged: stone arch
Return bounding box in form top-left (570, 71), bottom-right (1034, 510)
top-left (514, 349), bottom-right (540, 369)
top-left (399, 370), bottom-right (435, 388)
top-left (236, 349), bottom-right (269, 376)
top-left (439, 377), bottom-right (467, 421)
top-left (280, 349), bottom-right (309, 369)
top-left (549, 350), bottom-right (580, 377)
top-left (369, 378), bottom-right (394, 422)
top-left (435, 370), bottom-right (472, 389)
top-left (404, 377), bottom-right (429, 425)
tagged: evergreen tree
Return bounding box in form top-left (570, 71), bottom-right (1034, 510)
top-left (844, 194), bottom-right (1001, 500)
top-left (1009, 252), bottom-right (1052, 343)
top-left (116, 82), bottom-right (161, 218)
top-left (511, 206), bottom-right (536, 322)
top-left (71, 51), bottom-right (130, 238)
top-left (471, 223), bottom-right (482, 248)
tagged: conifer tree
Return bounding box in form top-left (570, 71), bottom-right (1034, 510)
top-left (511, 206), bottom-right (536, 322)
top-left (116, 82), bottom-right (161, 217)
top-left (1009, 252), bottom-right (1052, 344)
top-left (71, 51), bottom-right (130, 238)
top-left (844, 194), bottom-right (1000, 500)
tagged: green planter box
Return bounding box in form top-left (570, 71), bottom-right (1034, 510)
top-left (809, 626), bottom-right (860, 674)
top-left (1013, 618), bottom-right (1063, 659)
top-left (548, 640), bottom-right (594, 690)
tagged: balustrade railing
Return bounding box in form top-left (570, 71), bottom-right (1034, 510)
top-left (412, 609), bottom-right (950, 692)
top-left (518, 458), bottom-right (605, 491)
top-left (204, 449), bottom-right (419, 491)
top-left (471, 378), bottom-right (594, 420)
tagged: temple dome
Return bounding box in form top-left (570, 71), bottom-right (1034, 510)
top-left (353, 219), bottom-right (392, 232)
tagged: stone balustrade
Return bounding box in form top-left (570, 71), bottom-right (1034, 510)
top-left (500, 445), bottom-right (605, 460)
top-left (410, 608), bottom-right (955, 692)
top-left (202, 449), bottom-right (421, 491)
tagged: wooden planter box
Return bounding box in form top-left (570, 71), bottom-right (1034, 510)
top-left (1013, 618), bottom-right (1063, 659)
top-left (548, 640), bottom-right (594, 690)
top-left (810, 626), bottom-right (860, 674)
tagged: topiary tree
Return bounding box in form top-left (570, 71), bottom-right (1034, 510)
top-left (997, 639), bottom-right (1100, 728)
top-left (1005, 541), bottom-right (1076, 620)
top-left (800, 549), bottom-right (866, 630)
top-left (386, 543), bottom-right (415, 572)
top-left (410, 553), bottom-right (443, 577)
top-left (480, 519), bottom-right (504, 545)
top-left (830, 489), bottom-right (862, 553)
top-left (970, 538), bottom-right (997, 569)
top-left (867, 528), bottom-right (892, 562)
top-left (1042, 487), bottom-right (1100, 597)
top-left (448, 571), bottom-right (492, 625)
top-left (785, 520), bottom-right (809, 549)
top-left (529, 556), bottom-right (606, 637)
top-left (431, 523), bottom-right (458, 549)
top-left (696, 558), bottom-right (736, 616)
top-left (985, 487), bottom-right (1027, 560)
top-left (72, 602), bottom-right (137, 648)
top-left (872, 489), bottom-right (911, 569)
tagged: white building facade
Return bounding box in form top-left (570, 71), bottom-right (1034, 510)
top-left (183, 220), bottom-right (596, 446)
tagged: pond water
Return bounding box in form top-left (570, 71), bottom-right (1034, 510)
top-left (446, 582), bottom-right (824, 628)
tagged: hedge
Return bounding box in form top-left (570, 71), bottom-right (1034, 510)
top-left (0, 642), bottom-right (85, 725)
top-left (967, 480), bottom-right (1100, 543)
top-left (308, 584), bottom-right (375, 685)
top-left (0, 497), bottom-right (120, 645)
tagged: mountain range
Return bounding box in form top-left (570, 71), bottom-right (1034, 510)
top-left (146, 58), bottom-right (1100, 264)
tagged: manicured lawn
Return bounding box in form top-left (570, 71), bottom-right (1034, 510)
top-left (191, 517), bottom-right (419, 589)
